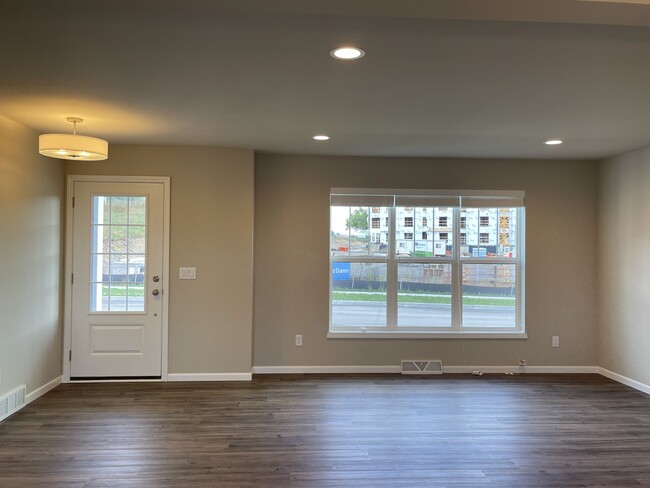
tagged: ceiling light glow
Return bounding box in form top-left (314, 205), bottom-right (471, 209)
top-left (330, 47), bottom-right (365, 60)
top-left (313, 135), bottom-right (330, 141)
top-left (545, 139), bottom-right (563, 145)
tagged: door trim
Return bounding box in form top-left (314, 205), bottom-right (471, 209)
top-left (63, 175), bottom-right (171, 383)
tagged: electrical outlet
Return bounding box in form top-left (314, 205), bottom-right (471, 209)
top-left (552, 336), bottom-right (560, 348)
top-left (295, 335), bottom-right (303, 347)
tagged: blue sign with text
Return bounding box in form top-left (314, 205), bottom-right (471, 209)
top-left (332, 262), bottom-right (351, 281)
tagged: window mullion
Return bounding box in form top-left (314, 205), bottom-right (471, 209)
top-left (452, 207), bottom-right (461, 329)
top-left (516, 207), bottom-right (525, 330)
top-left (386, 206), bottom-right (397, 328)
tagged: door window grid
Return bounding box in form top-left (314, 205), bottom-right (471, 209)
top-left (90, 196), bottom-right (147, 312)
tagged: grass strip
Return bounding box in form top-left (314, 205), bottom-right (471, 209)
top-left (332, 292), bottom-right (514, 306)
top-left (102, 285), bottom-right (144, 297)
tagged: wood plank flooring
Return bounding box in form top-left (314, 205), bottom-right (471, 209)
top-left (1, 374), bottom-right (649, 487)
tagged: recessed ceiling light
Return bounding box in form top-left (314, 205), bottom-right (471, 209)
top-left (313, 135), bottom-right (330, 141)
top-left (545, 139), bottom-right (563, 145)
top-left (330, 47), bottom-right (365, 60)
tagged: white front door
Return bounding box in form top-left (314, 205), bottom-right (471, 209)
top-left (70, 181), bottom-right (165, 378)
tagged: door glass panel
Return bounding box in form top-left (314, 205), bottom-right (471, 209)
top-left (111, 196), bottom-right (129, 224)
top-left (108, 284), bottom-right (127, 312)
top-left (110, 254), bottom-right (128, 281)
top-left (129, 197), bottom-right (146, 224)
top-left (92, 225), bottom-right (108, 253)
top-left (110, 226), bottom-right (128, 253)
top-left (90, 195), bottom-right (147, 312)
top-left (128, 284), bottom-right (145, 311)
top-left (128, 226), bottom-right (146, 253)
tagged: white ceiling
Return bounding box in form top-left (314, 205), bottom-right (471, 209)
top-left (1, 0), bottom-right (650, 160)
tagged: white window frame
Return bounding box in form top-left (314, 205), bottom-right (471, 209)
top-left (328, 188), bottom-right (526, 339)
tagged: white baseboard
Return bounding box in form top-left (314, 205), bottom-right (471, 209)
top-left (25, 376), bottom-right (62, 404)
top-left (1, 376), bottom-right (62, 423)
top-left (443, 365), bottom-right (599, 374)
top-left (167, 373), bottom-right (252, 382)
top-left (252, 365), bottom-right (599, 375)
top-left (598, 367), bottom-right (650, 396)
top-left (252, 365), bottom-right (402, 374)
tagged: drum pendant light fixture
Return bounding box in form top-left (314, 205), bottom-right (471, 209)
top-left (39, 117), bottom-right (108, 161)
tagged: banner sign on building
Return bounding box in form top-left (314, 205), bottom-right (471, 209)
top-left (332, 262), bottom-right (351, 281)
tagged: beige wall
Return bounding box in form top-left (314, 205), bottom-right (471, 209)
top-left (0, 111), bottom-right (643, 388)
top-left (254, 154), bottom-right (598, 368)
top-left (66, 145), bottom-right (255, 374)
top-left (0, 116), bottom-right (64, 397)
top-left (598, 146), bottom-right (650, 385)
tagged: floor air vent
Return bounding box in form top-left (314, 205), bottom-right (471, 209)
top-left (0, 385), bottom-right (27, 422)
top-left (401, 360), bottom-right (443, 375)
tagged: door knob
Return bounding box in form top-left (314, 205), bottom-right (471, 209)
top-left (152, 289), bottom-right (160, 296)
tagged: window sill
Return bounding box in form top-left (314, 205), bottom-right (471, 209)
top-left (327, 331), bottom-right (527, 339)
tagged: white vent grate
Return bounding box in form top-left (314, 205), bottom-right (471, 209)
top-left (401, 360), bottom-right (443, 375)
top-left (0, 385), bottom-right (27, 422)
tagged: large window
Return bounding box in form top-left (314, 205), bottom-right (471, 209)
top-left (330, 190), bottom-right (525, 336)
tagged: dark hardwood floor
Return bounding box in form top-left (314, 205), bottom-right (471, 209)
top-left (1, 374), bottom-right (649, 487)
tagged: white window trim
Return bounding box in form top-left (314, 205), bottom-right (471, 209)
top-left (327, 331), bottom-right (528, 339)
top-left (329, 189), bottom-right (525, 338)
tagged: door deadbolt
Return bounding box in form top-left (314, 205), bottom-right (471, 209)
top-left (152, 275), bottom-right (160, 282)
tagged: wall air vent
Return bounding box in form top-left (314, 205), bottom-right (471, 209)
top-left (401, 360), bottom-right (443, 375)
top-left (0, 385), bottom-right (27, 422)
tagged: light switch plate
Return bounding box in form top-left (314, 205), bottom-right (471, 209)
top-left (179, 267), bottom-right (196, 279)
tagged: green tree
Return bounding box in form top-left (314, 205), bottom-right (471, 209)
top-left (346, 208), bottom-right (368, 230)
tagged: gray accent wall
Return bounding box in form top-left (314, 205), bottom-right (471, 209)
top-left (254, 154), bottom-right (599, 368)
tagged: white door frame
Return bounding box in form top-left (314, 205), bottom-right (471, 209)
top-left (63, 175), bottom-right (171, 383)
